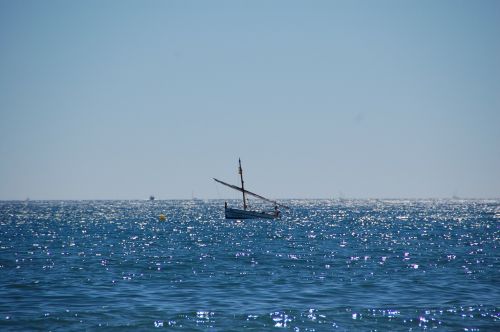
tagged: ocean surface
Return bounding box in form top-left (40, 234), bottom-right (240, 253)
top-left (0, 199), bottom-right (498, 331)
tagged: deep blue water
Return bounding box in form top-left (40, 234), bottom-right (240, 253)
top-left (0, 199), bottom-right (498, 331)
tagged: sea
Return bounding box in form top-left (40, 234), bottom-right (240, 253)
top-left (0, 199), bottom-right (498, 331)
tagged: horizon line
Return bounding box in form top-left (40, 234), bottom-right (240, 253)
top-left (1, 197), bottom-right (499, 202)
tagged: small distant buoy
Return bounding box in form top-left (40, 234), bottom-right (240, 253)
top-left (159, 214), bottom-right (166, 221)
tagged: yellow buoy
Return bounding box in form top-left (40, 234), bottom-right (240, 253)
top-left (158, 214), bottom-right (166, 221)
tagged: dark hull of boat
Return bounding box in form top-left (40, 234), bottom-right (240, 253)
top-left (225, 207), bottom-right (278, 219)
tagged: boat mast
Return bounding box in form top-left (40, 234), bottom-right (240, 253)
top-left (239, 158), bottom-right (247, 210)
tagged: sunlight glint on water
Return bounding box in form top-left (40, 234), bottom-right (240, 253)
top-left (0, 199), bottom-right (498, 330)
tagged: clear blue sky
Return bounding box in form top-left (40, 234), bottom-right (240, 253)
top-left (1, 0), bottom-right (499, 200)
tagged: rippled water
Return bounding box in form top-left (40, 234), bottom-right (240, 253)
top-left (0, 199), bottom-right (498, 330)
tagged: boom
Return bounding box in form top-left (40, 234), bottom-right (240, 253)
top-left (213, 178), bottom-right (290, 209)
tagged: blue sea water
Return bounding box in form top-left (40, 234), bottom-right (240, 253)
top-left (0, 199), bottom-right (498, 331)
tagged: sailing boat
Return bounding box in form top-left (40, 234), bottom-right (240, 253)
top-left (213, 159), bottom-right (289, 219)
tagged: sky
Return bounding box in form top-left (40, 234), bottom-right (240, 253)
top-left (1, 0), bottom-right (499, 200)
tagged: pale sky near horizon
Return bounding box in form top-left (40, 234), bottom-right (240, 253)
top-left (1, 1), bottom-right (499, 200)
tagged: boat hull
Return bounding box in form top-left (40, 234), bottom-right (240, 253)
top-left (225, 207), bottom-right (278, 219)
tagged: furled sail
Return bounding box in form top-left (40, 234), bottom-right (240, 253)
top-left (213, 178), bottom-right (290, 209)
